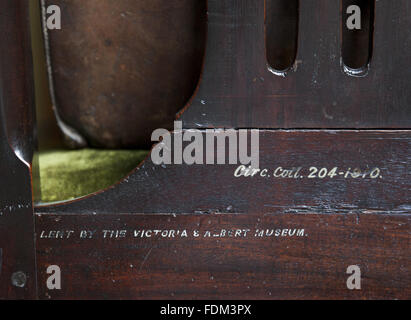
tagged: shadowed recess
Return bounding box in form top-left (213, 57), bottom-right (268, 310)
top-left (265, 0), bottom-right (299, 74)
top-left (342, 0), bottom-right (375, 75)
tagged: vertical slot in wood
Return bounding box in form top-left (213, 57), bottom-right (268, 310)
top-left (342, 0), bottom-right (375, 76)
top-left (265, 0), bottom-right (299, 76)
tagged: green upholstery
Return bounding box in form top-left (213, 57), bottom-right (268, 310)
top-left (36, 149), bottom-right (149, 203)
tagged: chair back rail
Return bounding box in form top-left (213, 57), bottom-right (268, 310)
top-left (181, 0), bottom-right (411, 129)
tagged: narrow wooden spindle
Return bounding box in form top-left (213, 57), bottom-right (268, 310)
top-left (0, 0), bottom-right (37, 299)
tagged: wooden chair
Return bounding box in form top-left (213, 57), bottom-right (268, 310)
top-left (0, 0), bottom-right (410, 299)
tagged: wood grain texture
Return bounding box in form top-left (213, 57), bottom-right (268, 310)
top-left (0, 0), bottom-right (406, 300)
top-left (180, 0), bottom-right (411, 129)
top-left (34, 130), bottom-right (410, 299)
top-left (36, 130), bottom-right (410, 215)
top-left (0, 0), bottom-right (37, 299)
top-left (35, 213), bottom-right (410, 299)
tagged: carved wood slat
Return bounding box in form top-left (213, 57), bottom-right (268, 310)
top-left (42, 0), bottom-right (206, 148)
top-left (0, 0), bottom-right (37, 299)
top-left (180, 0), bottom-right (411, 129)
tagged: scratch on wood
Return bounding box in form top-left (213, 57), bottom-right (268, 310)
top-left (139, 247), bottom-right (153, 271)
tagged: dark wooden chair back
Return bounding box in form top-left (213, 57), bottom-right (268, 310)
top-left (0, 0), bottom-right (409, 299)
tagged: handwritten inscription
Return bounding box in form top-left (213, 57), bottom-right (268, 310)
top-left (39, 228), bottom-right (306, 240)
top-left (234, 165), bottom-right (383, 179)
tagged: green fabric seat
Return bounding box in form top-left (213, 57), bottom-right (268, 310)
top-left (35, 149), bottom-right (149, 203)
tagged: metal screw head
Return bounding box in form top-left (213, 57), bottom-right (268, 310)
top-left (11, 271), bottom-right (27, 288)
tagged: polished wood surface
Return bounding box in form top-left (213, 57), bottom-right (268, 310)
top-left (0, 0), bottom-right (409, 299)
top-left (44, 0), bottom-right (206, 148)
top-left (37, 131), bottom-right (410, 215)
top-left (35, 130), bottom-right (410, 299)
top-left (181, 0), bottom-right (411, 129)
top-left (0, 0), bottom-right (37, 300)
top-left (36, 213), bottom-right (410, 299)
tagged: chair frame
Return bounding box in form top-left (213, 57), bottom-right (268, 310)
top-left (0, 0), bottom-right (410, 299)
